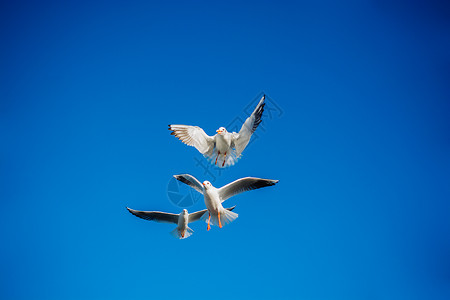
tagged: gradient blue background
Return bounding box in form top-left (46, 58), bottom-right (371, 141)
top-left (1, 1), bottom-right (449, 299)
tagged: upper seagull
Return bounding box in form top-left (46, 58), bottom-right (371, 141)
top-left (126, 207), bottom-right (236, 239)
top-left (169, 95), bottom-right (266, 168)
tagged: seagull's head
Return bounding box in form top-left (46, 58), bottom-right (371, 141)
top-left (216, 127), bottom-right (227, 135)
top-left (182, 209), bottom-right (188, 214)
top-left (202, 181), bottom-right (212, 189)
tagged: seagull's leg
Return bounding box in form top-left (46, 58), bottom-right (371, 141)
top-left (215, 151), bottom-right (220, 165)
top-left (181, 231), bottom-right (185, 238)
top-left (207, 212), bottom-right (211, 231)
top-left (218, 211), bottom-right (222, 228)
top-left (222, 152), bottom-right (227, 167)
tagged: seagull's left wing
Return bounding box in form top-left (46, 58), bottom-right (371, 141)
top-left (231, 95), bottom-right (265, 156)
top-left (218, 177), bottom-right (279, 202)
top-left (169, 125), bottom-right (215, 156)
top-left (126, 208), bottom-right (179, 223)
top-left (173, 174), bottom-right (204, 194)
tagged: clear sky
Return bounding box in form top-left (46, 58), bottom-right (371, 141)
top-left (1, 1), bottom-right (450, 299)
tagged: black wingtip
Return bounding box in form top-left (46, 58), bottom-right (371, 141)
top-left (227, 205), bottom-right (237, 211)
top-left (270, 179), bottom-right (279, 185)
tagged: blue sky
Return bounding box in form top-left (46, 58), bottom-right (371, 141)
top-left (1, 1), bottom-right (450, 299)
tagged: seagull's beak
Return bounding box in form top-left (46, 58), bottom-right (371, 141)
top-left (202, 182), bottom-right (206, 186)
top-left (216, 129), bottom-right (221, 133)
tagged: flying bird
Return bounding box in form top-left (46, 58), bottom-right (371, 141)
top-left (173, 174), bottom-right (279, 230)
top-left (126, 207), bottom-right (236, 239)
top-left (169, 95), bottom-right (266, 168)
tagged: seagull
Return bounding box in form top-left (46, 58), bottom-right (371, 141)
top-left (173, 174), bottom-right (279, 230)
top-left (169, 95), bottom-right (266, 168)
top-left (126, 207), bottom-right (236, 239)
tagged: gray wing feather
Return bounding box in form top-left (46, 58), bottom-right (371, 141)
top-left (188, 206), bottom-right (237, 223)
top-left (187, 209), bottom-right (208, 223)
top-left (173, 174), bottom-right (204, 194)
top-left (218, 177), bottom-right (279, 202)
top-left (231, 95), bottom-right (265, 156)
top-left (126, 207), bottom-right (179, 224)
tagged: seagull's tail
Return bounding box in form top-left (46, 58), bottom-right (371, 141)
top-left (170, 227), bottom-right (194, 239)
top-left (201, 208), bottom-right (238, 228)
top-left (205, 149), bottom-right (240, 168)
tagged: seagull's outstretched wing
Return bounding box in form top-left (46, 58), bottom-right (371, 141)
top-left (173, 174), bottom-right (204, 194)
top-left (218, 177), bottom-right (279, 202)
top-left (187, 209), bottom-right (208, 223)
top-left (188, 206), bottom-right (237, 223)
top-left (169, 125), bottom-right (215, 156)
top-left (231, 95), bottom-right (265, 156)
top-left (126, 207), bottom-right (179, 224)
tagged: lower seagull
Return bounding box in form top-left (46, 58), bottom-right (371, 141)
top-left (174, 174), bottom-right (279, 230)
top-left (126, 207), bottom-right (236, 239)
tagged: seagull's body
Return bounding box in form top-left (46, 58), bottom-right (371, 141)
top-left (202, 183), bottom-right (223, 229)
top-left (126, 207), bottom-right (236, 239)
top-left (174, 174), bottom-right (279, 230)
top-left (214, 132), bottom-right (232, 156)
top-left (176, 210), bottom-right (190, 238)
top-left (169, 95), bottom-right (266, 168)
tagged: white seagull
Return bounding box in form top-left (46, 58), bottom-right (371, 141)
top-left (174, 174), bottom-right (279, 230)
top-left (169, 95), bottom-right (266, 168)
top-left (126, 207), bottom-right (236, 239)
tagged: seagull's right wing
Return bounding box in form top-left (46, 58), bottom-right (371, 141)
top-left (126, 207), bottom-right (179, 224)
top-left (188, 209), bottom-right (208, 223)
top-left (218, 177), bottom-right (279, 202)
top-left (173, 174), bottom-right (204, 194)
top-left (169, 125), bottom-right (215, 156)
top-left (231, 95), bottom-right (265, 156)
top-left (188, 206), bottom-right (237, 223)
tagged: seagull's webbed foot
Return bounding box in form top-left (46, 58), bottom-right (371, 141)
top-left (222, 152), bottom-right (227, 167)
top-left (215, 151), bottom-right (220, 165)
top-left (218, 211), bottom-right (222, 228)
top-left (207, 213), bottom-right (211, 231)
